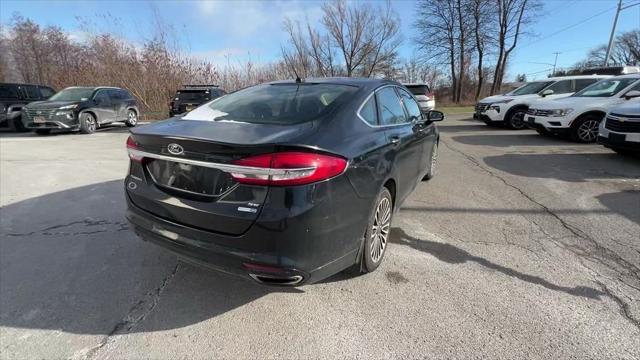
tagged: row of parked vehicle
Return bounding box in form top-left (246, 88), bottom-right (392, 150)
top-left (473, 66), bottom-right (640, 155)
top-left (0, 83), bottom-right (230, 135)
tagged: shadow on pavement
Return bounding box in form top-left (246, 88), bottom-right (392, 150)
top-left (0, 180), bottom-right (299, 335)
top-left (452, 133), bottom-right (572, 147)
top-left (596, 191), bottom-right (640, 225)
top-left (389, 227), bottom-right (606, 300)
top-left (484, 153), bottom-right (640, 182)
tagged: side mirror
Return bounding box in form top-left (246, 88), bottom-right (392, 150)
top-left (624, 90), bottom-right (640, 100)
top-left (540, 89), bottom-right (554, 97)
top-left (427, 110), bottom-right (445, 122)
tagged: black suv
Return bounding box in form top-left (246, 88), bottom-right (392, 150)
top-left (0, 83), bottom-right (56, 131)
top-left (169, 85), bottom-right (225, 117)
top-left (22, 86), bottom-right (140, 135)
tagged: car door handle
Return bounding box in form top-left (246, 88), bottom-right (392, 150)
top-left (389, 136), bottom-right (400, 146)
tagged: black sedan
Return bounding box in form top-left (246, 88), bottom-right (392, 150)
top-left (125, 78), bottom-right (444, 286)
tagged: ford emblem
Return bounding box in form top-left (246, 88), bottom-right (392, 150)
top-left (167, 143), bottom-right (184, 155)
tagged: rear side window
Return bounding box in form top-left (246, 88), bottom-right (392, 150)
top-left (574, 79), bottom-right (598, 92)
top-left (194, 83), bottom-right (358, 125)
top-left (0, 85), bottom-right (20, 99)
top-left (405, 85), bottom-right (430, 96)
top-left (546, 80), bottom-right (573, 94)
top-left (397, 88), bottom-right (422, 122)
top-left (359, 95), bottom-right (378, 125)
top-left (376, 87), bottom-right (407, 126)
top-left (39, 86), bottom-right (55, 98)
top-left (24, 85), bottom-right (40, 99)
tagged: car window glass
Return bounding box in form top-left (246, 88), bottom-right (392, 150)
top-left (376, 87), bottom-right (407, 126)
top-left (39, 87), bottom-right (55, 98)
top-left (574, 78), bottom-right (638, 97)
top-left (94, 90), bottom-right (110, 103)
top-left (546, 80), bottom-right (573, 94)
top-left (0, 85), bottom-right (20, 99)
top-left (107, 89), bottom-right (121, 100)
top-left (194, 83), bottom-right (358, 125)
top-left (359, 95), bottom-right (378, 125)
top-left (574, 79), bottom-right (597, 92)
top-left (25, 85), bottom-right (40, 99)
top-left (397, 88), bottom-right (422, 122)
top-left (625, 81), bottom-right (640, 93)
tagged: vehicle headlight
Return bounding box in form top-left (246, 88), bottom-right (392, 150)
top-left (549, 108), bottom-right (573, 117)
top-left (59, 104), bottom-right (78, 110)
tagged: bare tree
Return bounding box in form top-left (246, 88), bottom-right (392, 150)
top-left (471, 0), bottom-right (493, 100)
top-left (415, 0), bottom-right (459, 102)
top-left (575, 30), bottom-right (640, 67)
top-left (490, 0), bottom-right (541, 95)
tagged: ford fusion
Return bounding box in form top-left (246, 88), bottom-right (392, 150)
top-left (125, 78), bottom-right (444, 286)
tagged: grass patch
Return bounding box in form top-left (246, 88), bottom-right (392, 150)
top-left (437, 106), bottom-right (474, 115)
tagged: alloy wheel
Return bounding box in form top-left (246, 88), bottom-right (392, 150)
top-left (86, 116), bottom-right (96, 132)
top-left (577, 120), bottom-right (599, 142)
top-left (370, 196), bottom-right (391, 263)
top-left (128, 111), bottom-right (137, 125)
top-left (510, 110), bottom-right (526, 129)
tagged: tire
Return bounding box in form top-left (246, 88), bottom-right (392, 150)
top-left (570, 115), bottom-right (601, 143)
top-left (125, 109), bottom-right (138, 127)
top-left (35, 129), bottom-right (51, 135)
top-left (13, 117), bottom-right (28, 132)
top-left (423, 142), bottom-right (438, 181)
top-left (79, 112), bottom-right (97, 134)
top-left (507, 108), bottom-right (527, 129)
top-left (361, 187), bottom-right (393, 273)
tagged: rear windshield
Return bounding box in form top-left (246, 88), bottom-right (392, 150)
top-left (200, 83), bottom-right (358, 125)
top-left (573, 78), bottom-right (638, 97)
top-left (176, 90), bottom-right (210, 101)
top-left (509, 81), bottom-right (554, 95)
top-left (405, 85), bottom-right (430, 95)
top-left (0, 85), bottom-right (20, 99)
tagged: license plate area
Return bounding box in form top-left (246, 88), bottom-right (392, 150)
top-left (609, 132), bottom-right (626, 143)
top-left (146, 159), bottom-right (236, 197)
top-left (33, 116), bottom-right (46, 123)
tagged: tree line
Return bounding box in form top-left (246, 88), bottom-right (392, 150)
top-left (1, 0), bottom-right (638, 115)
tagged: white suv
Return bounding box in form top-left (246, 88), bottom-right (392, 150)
top-left (404, 83), bottom-right (435, 112)
top-left (474, 75), bottom-right (609, 129)
top-left (598, 99), bottom-right (640, 154)
top-left (526, 74), bottom-right (640, 142)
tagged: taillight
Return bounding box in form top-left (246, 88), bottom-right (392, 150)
top-left (126, 136), bottom-right (143, 162)
top-left (426, 92), bottom-right (434, 100)
top-left (231, 152), bottom-right (347, 186)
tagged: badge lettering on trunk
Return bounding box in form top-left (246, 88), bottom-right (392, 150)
top-left (167, 143), bottom-right (184, 155)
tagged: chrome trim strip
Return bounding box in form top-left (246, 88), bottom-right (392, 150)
top-left (127, 149), bottom-right (315, 176)
top-left (249, 274), bottom-right (303, 286)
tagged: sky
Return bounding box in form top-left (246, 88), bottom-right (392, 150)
top-left (1, 0), bottom-right (639, 81)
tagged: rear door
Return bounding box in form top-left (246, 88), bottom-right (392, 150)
top-left (376, 86), bottom-right (422, 203)
top-left (92, 89), bottom-right (116, 123)
top-left (111, 89), bottom-right (129, 120)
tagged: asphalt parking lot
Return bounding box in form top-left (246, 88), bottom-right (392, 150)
top-left (1, 115), bottom-right (639, 359)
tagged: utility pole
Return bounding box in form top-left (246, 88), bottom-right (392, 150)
top-left (552, 52), bottom-right (561, 73)
top-left (604, 0), bottom-right (640, 66)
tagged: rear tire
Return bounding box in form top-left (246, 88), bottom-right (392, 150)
top-left (13, 117), bottom-right (28, 132)
top-left (35, 129), bottom-right (51, 135)
top-left (507, 108), bottom-right (527, 129)
top-left (423, 142), bottom-right (438, 181)
top-left (79, 113), bottom-right (97, 134)
top-left (125, 109), bottom-right (138, 127)
top-left (361, 187), bottom-right (393, 273)
top-left (570, 115), bottom-right (601, 143)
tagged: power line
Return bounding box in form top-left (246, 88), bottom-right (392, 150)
top-left (520, 5), bottom-right (617, 50)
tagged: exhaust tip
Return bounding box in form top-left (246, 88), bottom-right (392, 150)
top-left (249, 274), bottom-right (304, 286)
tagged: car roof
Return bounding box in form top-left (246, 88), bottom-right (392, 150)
top-left (402, 83), bottom-right (430, 87)
top-left (610, 74), bottom-right (640, 79)
top-left (543, 75), bottom-right (611, 81)
top-left (267, 77), bottom-right (399, 92)
top-left (0, 82), bottom-right (53, 87)
top-left (63, 86), bottom-right (123, 91)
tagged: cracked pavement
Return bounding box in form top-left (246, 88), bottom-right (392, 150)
top-left (1, 118), bottom-right (639, 359)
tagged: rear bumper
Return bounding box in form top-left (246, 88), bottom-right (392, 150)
top-left (125, 175), bottom-right (369, 286)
